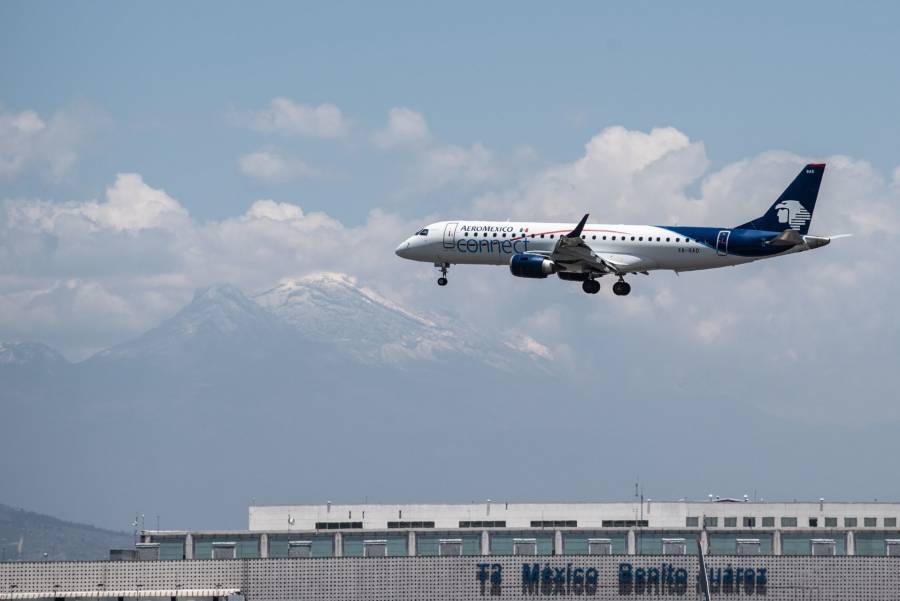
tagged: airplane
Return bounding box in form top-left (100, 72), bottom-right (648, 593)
top-left (395, 163), bottom-right (845, 296)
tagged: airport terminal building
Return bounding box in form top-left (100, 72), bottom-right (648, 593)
top-left (3, 499), bottom-right (900, 600)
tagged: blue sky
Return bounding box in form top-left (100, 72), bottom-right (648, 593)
top-left (3, 2), bottom-right (900, 526)
top-left (3, 1), bottom-right (899, 224)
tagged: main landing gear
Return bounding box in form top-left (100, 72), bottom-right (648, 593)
top-left (612, 277), bottom-right (631, 296)
top-left (436, 262), bottom-right (449, 286)
top-left (581, 279), bottom-right (600, 294)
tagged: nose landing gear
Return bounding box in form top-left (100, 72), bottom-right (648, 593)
top-left (581, 279), bottom-right (601, 294)
top-left (435, 262), bottom-right (450, 286)
top-left (612, 278), bottom-right (631, 296)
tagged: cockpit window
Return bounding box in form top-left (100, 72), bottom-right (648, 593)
top-left (415, 228), bottom-right (429, 236)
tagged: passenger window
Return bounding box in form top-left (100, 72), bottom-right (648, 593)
top-left (639, 237), bottom-right (643, 241)
top-left (630, 236), bottom-right (635, 241)
top-left (656, 237), bottom-right (661, 242)
top-left (493, 233), bottom-right (497, 237)
top-left (676, 238), bottom-right (681, 242)
top-left (602, 236), bottom-right (606, 240)
top-left (464, 232), bottom-right (469, 236)
top-left (581, 235), bottom-right (585, 239)
top-left (540, 234), bottom-right (545, 238)
top-left (666, 238), bottom-right (670, 242)
top-left (550, 234), bottom-right (555, 239)
top-left (502, 233), bottom-right (506, 237)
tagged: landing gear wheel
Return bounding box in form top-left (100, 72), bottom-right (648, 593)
top-left (582, 279), bottom-right (600, 294)
top-left (435, 262), bottom-right (450, 287)
top-left (612, 281), bottom-right (631, 296)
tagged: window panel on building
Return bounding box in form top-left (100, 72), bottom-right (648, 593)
top-left (865, 517), bottom-right (877, 527)
top-left (562, 532), bottom-right (627, 555)
top-left (703, 517), bottom-right (718, 527)
top-left (363, 540), bottom-right (387, 557)
top-left (212, 542), bottom-right (236, 560)
top-left (438, 539), bottom-right (463, 556)
top-left (887, 540), bottom-right (900, 557)
top-left (491, 532), bottom-right (553, 555)
top-left (743, 517), bottom-right (756, 528)
top-left (685, 517), bottom-right (699, 527)
top-left (736, 539), bottom-right (762, 555)
top-left (513, 539), bottom-right (537, 556)
top-left (811, 539), bottom-right (837, 556)
top-left (824, 517), bottom-right (837, 527)
top-left (762, 517), bottom-right (775, 527)
top-left (587, 539), bottom-right (612, 555)
top-left (288, 541), bottom-right (312, 558)
top-left (662, 538), bottom-right (687, 555)
top-left (780, 517), bottom-right (798, 527)
top-left (724, 517), bottom-right (737, 528)
top-left (157, 540), bottom-right (184, 560)
top-left (845, 517), bottom-right (858, 527)
top-left (416, 533), bottom-right (481, 556)
top-left (135, 543), bottom-right (159, 561)
top-left (885, 518), bottom-right (897, 528)
top-left (809, 518), bottom-right (818, 527)
top-left (709, 533), bottom-right (773, 555)
top-left (782, 533), bottom-right (845, 556)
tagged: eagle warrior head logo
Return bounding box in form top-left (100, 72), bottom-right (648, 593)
top-left (774, 200), bottom-right (811, 231)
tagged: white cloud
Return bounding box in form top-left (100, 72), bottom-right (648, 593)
top-left (0, 103), bottom-right (103, 181)
top-left (422, 143), bottom-right (499, 187)
top-left (2, 124), bottom-right (900, 425)
top-left (373, 107), bottom-right (431, 149)
top-left (238, 150), bottom-right (319, 182)
top-left (241, 98), bottom-right (348, 138)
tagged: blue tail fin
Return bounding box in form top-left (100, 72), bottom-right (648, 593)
top-left (738, 163), bottom-right (825, 235)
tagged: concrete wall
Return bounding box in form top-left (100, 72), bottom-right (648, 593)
top-left (249, 501), bottom-right (900, 531)
top-left (2, 556), bottom-right (899, 600)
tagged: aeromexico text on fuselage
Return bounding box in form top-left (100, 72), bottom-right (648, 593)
top-left (446, 222), bottom-right (797, 262)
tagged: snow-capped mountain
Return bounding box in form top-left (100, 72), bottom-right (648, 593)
top-left (91, 284), bottom-right (286, 363)
top-left (255, 272), bottom-right (551, 367)
top-left (0, 341), bottom-right (68, 367)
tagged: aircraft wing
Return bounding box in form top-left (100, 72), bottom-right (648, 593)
top-left (542, 214), bottom-right (656, 275)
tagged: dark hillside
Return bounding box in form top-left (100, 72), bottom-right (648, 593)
top-left (0, 503), bottom-right (133, 561)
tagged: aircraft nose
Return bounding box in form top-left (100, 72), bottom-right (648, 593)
top-left (395, 240), bottom-right (411, 258)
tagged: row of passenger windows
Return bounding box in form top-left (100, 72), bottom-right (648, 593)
top-left (462, 231), bottom-right (691, 243)
top-left (687, 516), bottom-right (897, 528)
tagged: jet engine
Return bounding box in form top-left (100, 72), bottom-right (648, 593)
top-left (509, 254), bottom-right (558, 278)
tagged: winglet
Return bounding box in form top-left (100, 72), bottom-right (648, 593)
top-left (566, 214), bottom-right (590, 238)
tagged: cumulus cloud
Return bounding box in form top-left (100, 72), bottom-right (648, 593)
top-left (239, 98), bottom-right (348, 138)
top-left (2, 125), bottom-right (899, 425)
top-left (0, 173), bottom-right (416, 358)
top-left (0, 103), bottom-right (104, 181)
top-left (238, 149), bottom-right (320, 182)
top-left (372, 107), bottom-right (432, 149)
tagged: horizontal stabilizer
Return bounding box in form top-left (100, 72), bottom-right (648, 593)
top-left (766, 229), bottom-right (804, 247)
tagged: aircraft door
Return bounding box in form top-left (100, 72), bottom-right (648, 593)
top-left (716, 230), bottom-right (730, 256)
top-left (443, 222), bottom-right (458, 249)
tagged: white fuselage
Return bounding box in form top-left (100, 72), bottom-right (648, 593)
top-left (395, 220), bottom-right (809, 273)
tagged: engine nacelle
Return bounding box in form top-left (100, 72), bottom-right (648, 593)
top-left (509, 254), bottom-right (557, 278)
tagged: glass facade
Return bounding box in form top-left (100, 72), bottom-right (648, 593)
top-left (562, 532), bottom-right (627, 555)
top-left (708, 532), bottom-right (774, 555)
top-left (855, 532), bottom-right (900, 556)
top-left (194, 537), bottom-right (259, 559)
top-left (416, 532), bottom-right (481, 556)
top-left (634, 532), bottom-right (699, 555)
top-left (268, 535), bottom-right (334, 558)
top-left (490, 532), bottom-right (553, 555)
top-left (782, 532), bottom-right (846, 556)
top-left (342, 533), bottom-right (407, 557)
